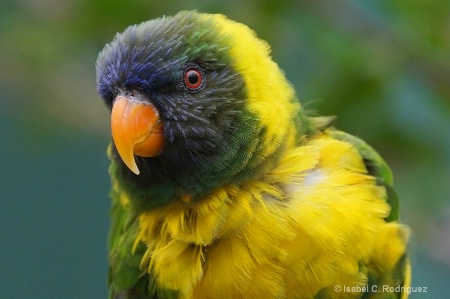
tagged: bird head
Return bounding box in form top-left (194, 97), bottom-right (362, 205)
top-left (96, 11), bottom-right (302, 205)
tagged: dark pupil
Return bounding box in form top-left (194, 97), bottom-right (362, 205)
top-left (188, 71), bottom-right (199, 85)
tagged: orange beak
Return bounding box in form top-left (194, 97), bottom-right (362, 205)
top-left (111, 95), bottom-right (165, 175)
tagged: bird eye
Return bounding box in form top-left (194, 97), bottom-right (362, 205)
top-left (184, 68), bottom-right (203, 90)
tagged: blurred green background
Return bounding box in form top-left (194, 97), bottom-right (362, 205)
top-left (1, 0), bottom-right (449, 298)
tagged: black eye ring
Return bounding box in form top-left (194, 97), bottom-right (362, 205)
top-left (184, 67), bottom-right (204, 90)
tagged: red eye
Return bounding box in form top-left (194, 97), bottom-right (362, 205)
top-left (184, 68), bottom-right (203, 89)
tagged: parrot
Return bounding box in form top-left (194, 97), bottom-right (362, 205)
top-left (96, 11), bottom-right (411, 299)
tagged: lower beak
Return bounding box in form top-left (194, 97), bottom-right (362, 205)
top-left (111, 95), bottom-right (165, 175)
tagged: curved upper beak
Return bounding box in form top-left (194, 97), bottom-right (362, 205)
top-left (111, 95), bottom-right (165, 175)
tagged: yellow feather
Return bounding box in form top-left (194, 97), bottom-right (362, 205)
top-left (208, 14), bottom-right (300, 157)
top-left (130, 136), bottom-right (409, 298)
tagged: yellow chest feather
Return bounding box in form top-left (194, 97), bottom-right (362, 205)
top-left (126, 136), bottom-right (408, 298)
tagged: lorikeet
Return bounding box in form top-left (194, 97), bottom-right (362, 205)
top-left (96, 11), bottom-right (410, 299)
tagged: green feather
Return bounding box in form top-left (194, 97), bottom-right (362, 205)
top-left (108, 180), bottom-right (179, 299)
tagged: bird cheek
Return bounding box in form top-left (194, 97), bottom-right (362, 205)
top-left (111, 96), bottom-right (165, 175)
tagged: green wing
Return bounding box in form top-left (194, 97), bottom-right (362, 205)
top-left (308, 115), bottom-right (398, 221)
top-left (108, 185), bottom-right (151, 299)
top-left (325, 128), bottom-right (399, 222)
top-left (324, 128), bottom-right (410, 299)
top-left (108, 171), bottom-right (179, 299)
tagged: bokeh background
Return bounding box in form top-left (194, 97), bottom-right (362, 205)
top-left (1, 0), bottom-right (449, 298)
